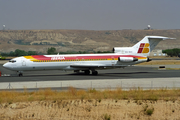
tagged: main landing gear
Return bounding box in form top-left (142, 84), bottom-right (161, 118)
top-left (84, 70), bottom-right (90, 75)
top-left (92, 71), bottom-right (98, 75)
top-left (83, 70), bottom-right (98, 75)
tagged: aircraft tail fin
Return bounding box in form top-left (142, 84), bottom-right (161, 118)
top-left (132, 36), bottom-right (175, 56)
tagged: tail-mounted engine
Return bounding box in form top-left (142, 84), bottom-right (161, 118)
top-left (113, 47), bottom-right (132, 53)
top-left (118, 57), bottom-right (138, 62)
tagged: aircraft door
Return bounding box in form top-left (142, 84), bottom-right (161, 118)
top-left (22, 59), bottom-right (26, 66)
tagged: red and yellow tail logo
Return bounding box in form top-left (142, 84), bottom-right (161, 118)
top-left (137, 43), bottom-right (149, 53)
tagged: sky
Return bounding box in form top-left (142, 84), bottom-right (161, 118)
top-left (0, 0), bottom-right (180, 30)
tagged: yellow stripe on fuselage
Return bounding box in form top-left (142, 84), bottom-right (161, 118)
top-left (138, 57), bottom-right (147, 60)
top-left (24, 56), bottom-right (38, 61)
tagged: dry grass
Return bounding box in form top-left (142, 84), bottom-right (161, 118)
top-left (138, 60), bottom-right (180, 65)
top-left (1, 88), bottom-right (180, 119)
top-left (0, 87), bottom-right (180, 104)
top-left (166, 68), bottom-right (180, 70)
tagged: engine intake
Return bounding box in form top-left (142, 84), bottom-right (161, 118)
top-left (118, 57), bottom-right (138, 62)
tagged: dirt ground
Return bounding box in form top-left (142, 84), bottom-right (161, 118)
top-left (0, 99), bottom-right (180, 120)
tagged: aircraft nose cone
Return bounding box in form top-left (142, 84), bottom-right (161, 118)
top-left (3, 63), bottom-right (10, 69)
top-left (3, 63), bottom-right (6, 68)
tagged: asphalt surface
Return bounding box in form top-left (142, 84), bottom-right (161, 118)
top-left (0, 64), bottom-right (180, 82)
top-left (1, 63), bottom-right (180, 91)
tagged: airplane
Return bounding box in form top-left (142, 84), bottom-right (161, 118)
top-left (3, 36), bottom-right (174, 76)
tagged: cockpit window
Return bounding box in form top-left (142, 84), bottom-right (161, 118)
top-left (9, 60), bottom-right (16, 63)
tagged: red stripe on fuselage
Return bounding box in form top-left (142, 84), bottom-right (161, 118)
top-left (32, 55), bottom-right (48, 60)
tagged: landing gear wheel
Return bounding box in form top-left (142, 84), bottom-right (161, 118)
top-left (19, 73), bottom-right (23, 77)
top-left (84, 70), bottom-right (90, 75)
top-left (74, 70), bottom-right (80, 73)
top-left (92, 71), bottom-right (98, 75)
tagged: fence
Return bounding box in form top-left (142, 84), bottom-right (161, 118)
top-left (1, 78), bottom-right (180, 91)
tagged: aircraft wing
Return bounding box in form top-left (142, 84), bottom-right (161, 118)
top-left (70, 64), bottom-right (128, 68)
top-left (71, 64), bottom-right (106, 68)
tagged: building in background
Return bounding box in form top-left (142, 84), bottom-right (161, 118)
top-left (149, 49), bottom-right (166, 56)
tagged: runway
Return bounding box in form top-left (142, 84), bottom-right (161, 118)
top-left (1, 65), bottom-right (180, 82)
top-left (0, 63), bottom-right (180, 90)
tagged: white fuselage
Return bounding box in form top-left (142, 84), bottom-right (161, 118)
top-left (3, 53), bottom-right (147, 71)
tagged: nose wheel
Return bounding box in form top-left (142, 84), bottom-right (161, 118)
top-left (19, 73), bottom-right (23, 77)
top-left (17, 71), bottom-right (23, 77)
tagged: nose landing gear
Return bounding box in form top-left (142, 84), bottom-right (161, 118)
top-left (19, 73), bottom-right (23, 77)
top-left (17, 71), bottom-right (23, 77)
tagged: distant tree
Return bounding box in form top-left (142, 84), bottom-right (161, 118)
top-left (172, 48), bottom-right (180, 56)
top-left (78, 51), bottom-right (82, 54)
top-left (0, 49), bottom-right (40, 57)
top-left (9, 51), bottom-right (15, 56)
top-left (47, 47), bottom-right (56, 55)
top-left (163, 49), bottom-right (173, 57)
top-left (27, 51), bottom-right (37, 55)
top-left (82, 51), bottom-right (87, 54)
top-left (163, 48), bottom-right (180, 57)
top-left (14, 49), bottom-right (28, 56)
